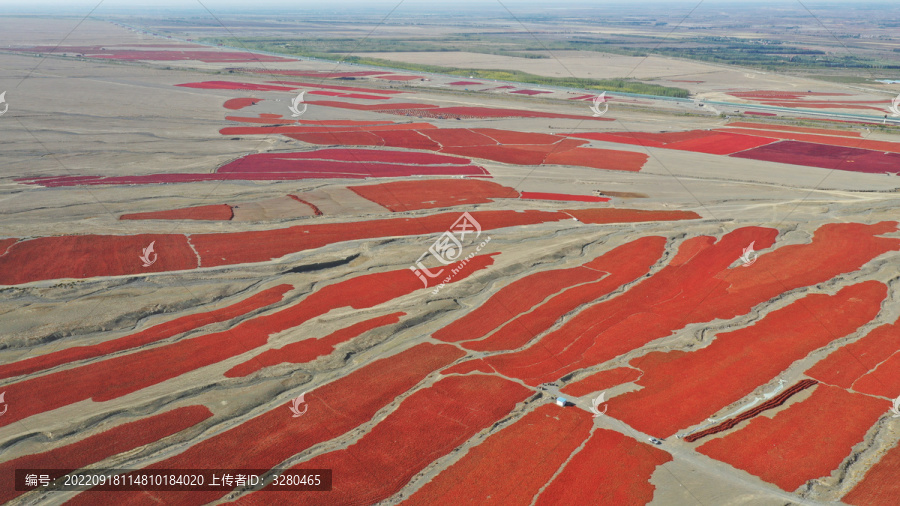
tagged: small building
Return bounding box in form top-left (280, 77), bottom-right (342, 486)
top-left (556, 397), bottom-right (567, 407)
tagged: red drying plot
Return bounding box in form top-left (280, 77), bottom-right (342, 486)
top-left (663, 131), bottom-right (778, 155)
top-left (669, 235), bottom-right (714, 267)
top-left (21, 172), bottom-right (398, 187)
top-left (731, 140), bottom-right (900, 174)
top-left (234, 375), bottom-right (532, 505)
top-left (434, 261), bottom-right (609, 345)
top-left (566, 208), bottom-right (701, 223)
top-left (458, 236), bottom-right (668, 352)
top-left (65, 343), bottom-right (465, 506)
top-left (294, 119), bottom-right (397, 126)
top-left (286, 130), bottom-right (388, 147)
top-left (851, 351), bottom-right (900, 398)
top-left (216, 155), bottom-right (488, 179)
top-left (843, 438), bottom-right (900, 505)
top-left (308, 90), bottom-right (352, 97)
top-left (566, 130), bottom-right (777, 155)
top-left (566, 129), bottom-right (720, 148)
top-left (402, 403), bottom-right (593, 505)
top-left (349, 179), bottom-right (520, 211)
top-left (260, 120), bottom-right (637, 172)
top-left (8, 210), bottom-right (568, 283)
top-left (0, 405), bottom-right (212, 503)
top-left (305, 100), bottom-right (437, 111)
top-left (744, 111), bottom-right (777, 116)
top-left (16, 175), bottom-right (106, 187)
top-left (683, 379), bottom-right (818, 443)
top-left (0, 237), bottom-right (16, 256)
top-left (18, 153), bottom-right (469, 187)
top-left (307, 90), bottom-right (390, 100)
top-left (471, 257), bottom-right (664, 356)
top-left (219, 121), bottom-right (434, 136)
top-left (534, 428), bottom-right (672, 505)
top-left (519, 192), bottom-right (610, 203)
top-left (321, 71), bottom-right (395, 78)
top-left (806, 317), bottom-right (900, 390)
top-left (481, 221), bottom-right (900, 387)
top-left (543, 146), bottom-right (650, 171)
top-left (218, 156), bottom-right (474, 173)
top-left (0, 233), bottom-right (198, 285)
top-left (442, 144), bottom-right (556, 165)
top-left (441, 360), bottom-right (496, 375)
top-left (236, 68), bottom-right (391, 78)
top-left (334, 92), bottom-right (391, 100)
top-left (611, 282), bottom-right (886, 437)
top-left (226, 117), bottom-right (395, 127)
top-left (374, 129), bottom-right (442, 150)
top-left (569, 94), bottom-right (595, 100)
top-left (176, 81), bottom-right (298, 91)
top-left (223, 98), bottom-right (261, 110)
top-left (224, 312), bottom-right (404, 377)
top-left (560, 367), bottom-right (642, 397)
top-left (473, 128), bottom-right (577, 145)
top-left (0, 284), bottom-right (291, 380)
top-left (421, 128), bottom-right (499, 147)
top-left (120, 204), bottom-right (233, 221)
top-left (573, 130), bottom-right (775, 155)
top-left (0, 260), bottom-right (493, 428)
top-left (190, 210), bottom-right (565, 267)
top-left (721, 128), bottom-right (900, 154)
top-left (264, 81), bottom-right (406, 94)
top-left (441, 144), bottom-right (553, 165)
top-left (698, 385), bottom-right (889, 492)
top-left (448, 81), bottom-right (482, 85)
top-left (229, 148), bottom-right (471, 165)
top-left (726, 122), bottom-right (862, 137)
top-left (539, 138), bottom-right (588, 154)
